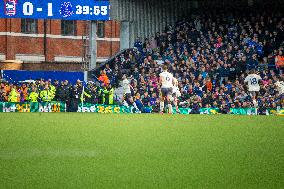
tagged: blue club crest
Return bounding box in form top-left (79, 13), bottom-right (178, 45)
top-left (59, 2), bottom-right (73, 18)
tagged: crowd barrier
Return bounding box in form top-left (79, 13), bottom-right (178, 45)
top-left (0, 102), bottom-right (283, 115)
top-left (0, 102), bottom-right (66, 112)
top-left (78, 103), bottom-right (284, 115)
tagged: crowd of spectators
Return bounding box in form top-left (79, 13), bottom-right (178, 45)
top-left (102, 8), bottom-right (284, 113)
top-left (0, 78), bottom-right (115, 112)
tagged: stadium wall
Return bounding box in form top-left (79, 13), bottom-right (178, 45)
top-left (0, 61), bottom-right (83, 71)
top-left (0, 19), bottom-right (120, 71)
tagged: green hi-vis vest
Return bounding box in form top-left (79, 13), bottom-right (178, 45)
top-left (108, 88), bottom-right (114, 105)
top-left (40, 90), bottom-right (53, 102)
top-left (50, 85), bottom-right (56, 98)
top-left (28, 92), bottom-right (39, 102)
top-left (80, 91), bottom-right (92, 102)
top-left (103, 88), bottom-right (114, 105)
top-left (8, 89), bottom-right (19, 102)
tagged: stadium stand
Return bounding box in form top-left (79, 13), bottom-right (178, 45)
top-left (1, 8), bottom-right (283, 114)
top-left (95, 8), bottom-right (284, 114)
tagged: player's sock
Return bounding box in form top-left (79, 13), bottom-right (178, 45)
top-left (168, 104), bottom-right (173, 114)
top-left (160, 101), bottom-right (164, 113)
top-left (174, 98), bottom-right (180, 113)
top-left (176, 106), bottom-right (180, 113)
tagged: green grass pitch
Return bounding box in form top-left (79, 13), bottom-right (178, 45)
top-left (0, 113), bottom-right (283, 189)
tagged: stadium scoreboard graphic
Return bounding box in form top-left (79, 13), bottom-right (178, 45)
top-left (0, 0), bottom-right (110, 20)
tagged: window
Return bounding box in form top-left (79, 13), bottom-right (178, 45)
top-left (97, 21), bottom-right (105, 38)
top-left (21, 19), bottom-right (38, 34)
top-left (61, 20), bottom-right (77, 36)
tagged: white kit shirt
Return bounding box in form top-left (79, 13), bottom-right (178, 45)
top-left (159, 71), bottom-right (174, 88)
top-left (244, 74), bottom-right (262, 92)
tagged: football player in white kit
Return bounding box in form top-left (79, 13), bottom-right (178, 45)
top-left (244, 70), bottom-right (262, 97)
top-left (275, 80), bottom-right (284, 94)
top-left (159, 65), bottom-right (174, 114)
top-left (122, 74), bottom-right (132, 98)
top-left (172, 77), bottom-right (181, 113)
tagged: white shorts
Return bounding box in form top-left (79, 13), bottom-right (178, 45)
top-left (172, 87), bottom-right (181, 97)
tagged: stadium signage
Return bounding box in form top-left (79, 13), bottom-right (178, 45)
top-left (0, 102), bottom-right (283, 115)
top-left (2, 102), bottom-right (66, 112)
top-left (77, 104), bottom-right (284, 115)
top-left (77, 104), bottom-right (221, 114)
top-left (0, 0), bottom-right (110, 20)
top-left (78, 104), bottom-right (135, 114)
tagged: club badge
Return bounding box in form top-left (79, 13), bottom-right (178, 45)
top-left (4, 0), bottom-right (17, 16)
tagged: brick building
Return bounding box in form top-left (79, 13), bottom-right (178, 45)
top-left (0, 18), bottom-right (120, 71)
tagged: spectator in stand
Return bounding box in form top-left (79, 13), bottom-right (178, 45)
top-left (8, 85), bottom-right (20, 102)
top-left (98, 70), bottom-right (110, 86)
top-left (247, 54), bottom-right (259, 70)
top-left (191, 98), bottom-right (201, 114)
top-left (275, 50), bottom-right (284, 74)
top-left (28, 86), bottom-right (39, 102)
top-left (134, 93), bottom-right (143, 112)
top-left (40, 84), bottom-right (53, 102)
top-left (0, 82), bottom-right (7, 102)
top-left (69, 83), bottom-right (82, 112)
top-left (219, 63), bottom-right (230, 85)
top-left (103, 84), bottom-right (114, 105)
top-left (20, 83), bottom-right (28, 102)
top-left (142, 91), bottom-right (150, 107)
top-left (134, 37), bottom-right (143, 52)
top-left (55, 81), bottom-right (67, 102)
